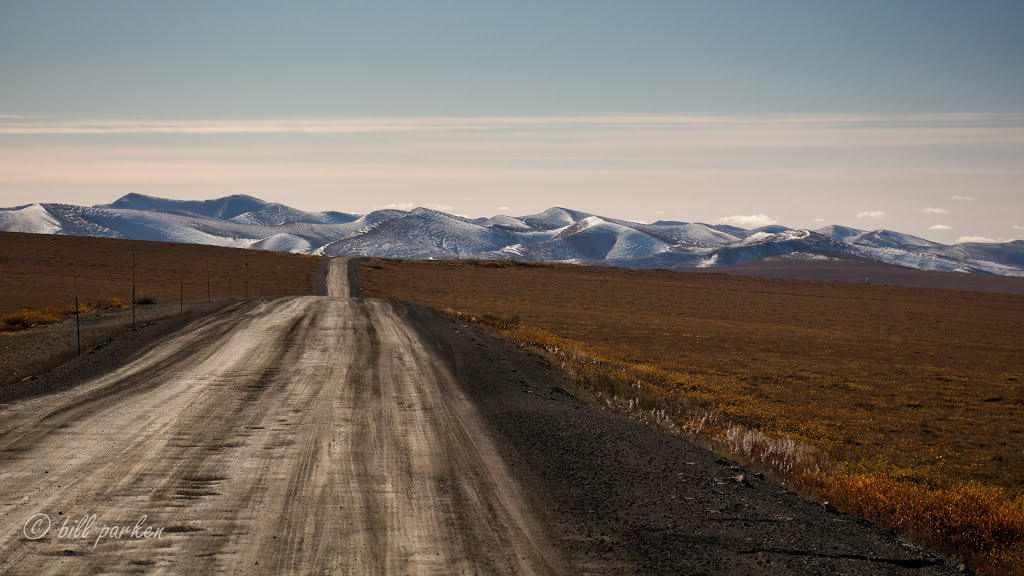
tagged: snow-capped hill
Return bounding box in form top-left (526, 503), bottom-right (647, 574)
top-left (354, 209), bottom-right (409, 226)
top-left (853, 230), bottom-right (946, 251)
top-left (310, 209), bottom-right (409, 249)
top-left (101, 193), bottom-right (360, 227)
top-left (0, 204), bottom-right (62, 234)
top-left (99, 193), bottom-right (270, 221)
top-left (665, 223), bottom-right (740, 245)
top-left (37, 204), bottom-right (124, 238)
top-left (517, 207), bottom-right (592, 230)
top-left (320, 208), bottom-right (520, 258)
top-left (955, 240), bottom-right (1024, 268)
top-left (851, 229), bottom-right (964, 262)
top-left (816, 225), bottom-right (867, 242)
top-left (705, 223), bottom-right (755, 238)
top-left (227, 203), bottom-right (359, 226)
top-left (537, 216), bottom-right (669, 261)
top-left (737, 229), bottom-right (810, 246)
top-left (480, 215), bottom-right (532, 230)
top-left (251, 233), bottom-right (312, 253)
top-left (750, 225), bottom-right (794, 235)
top-left (49, 204), bottom-right (261, 246)
top-left (605, 219), bottom-right (739, 247)
top-left (551, 216), bottom-right (601, 239)
top-left (322, 211), bottom-right (361, 224)
top-left (4, 193), bottom-right (1023, 277)
top-left (707, 231), bottom-right (862, 267)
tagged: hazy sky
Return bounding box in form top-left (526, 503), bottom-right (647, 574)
top-left (1, 1), bottom-right (1022, 242)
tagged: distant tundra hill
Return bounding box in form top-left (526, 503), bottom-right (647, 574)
top-left (1, 193), bottom-right (1022, 276)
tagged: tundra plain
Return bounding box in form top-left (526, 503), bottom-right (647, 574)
top-left (0, 235), bottom-right (964, 574)
top-left (359, 258), bottom-right (1024, 573)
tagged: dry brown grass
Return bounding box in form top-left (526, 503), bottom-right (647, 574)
top-left (803, 475), bottom-right (1024, 574)
top-left (363, 258), bottom-right (1024, 574)
top-left (0, 232), bottom-right (322, 316)
top-left (0, 298), bottom-right (127, 332)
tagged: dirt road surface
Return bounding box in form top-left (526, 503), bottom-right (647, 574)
top-left (0, 258), bottom-right (956, 574)
top-left (0, 259), bottom-right (561, 574)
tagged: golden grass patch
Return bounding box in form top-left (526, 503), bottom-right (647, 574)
top-left (0, 297), bottom-right (128, 332)
top-left (803, 474), bottom-right (1024, 575)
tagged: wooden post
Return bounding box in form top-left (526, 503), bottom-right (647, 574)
top-left (73, 274), bottom-right (81, 356)
top-left (131, 252), bottom-right (136, 328)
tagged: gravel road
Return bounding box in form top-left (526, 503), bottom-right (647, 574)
top-left (0, 259), bottom-right (560, 574)
top-left (0, 258), bottom-right (957, 574)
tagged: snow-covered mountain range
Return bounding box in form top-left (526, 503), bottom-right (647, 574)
top-left (2, 193), bottom-right (1022, 276)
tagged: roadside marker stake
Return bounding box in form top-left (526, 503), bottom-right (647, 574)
top-left (73, 274), bottom-right (81, 356)
top-left (131, 252), bottom-right (136, 329)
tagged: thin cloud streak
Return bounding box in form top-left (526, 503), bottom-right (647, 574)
top-left (2, 114), bottom-right (1024, 150)
top-left (1, 114), bottom-right (1020, 237)
top-left (718, 214), bottom-right (778, 227)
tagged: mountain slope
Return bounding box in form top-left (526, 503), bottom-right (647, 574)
top-left (2, 194), bottom-right (1022, 277)
top-left (0, 204), bottom-right (63, 234)
top-left (98, 193), bottom-right (270, 220)
top-left (516, 207), bottom-right (592, 231)
top-left (320, 208), bottom-right (524, 258)
top-left (511, 216), bottom-right (670, 262)
top-left (99, 193), bottom-right (358, 226)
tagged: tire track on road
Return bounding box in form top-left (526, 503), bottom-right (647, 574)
top-left (0, 259), bottom-right (563, 575)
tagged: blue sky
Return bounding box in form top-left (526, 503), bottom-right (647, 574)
top-left (1, 1), bottom-right (1022, 241)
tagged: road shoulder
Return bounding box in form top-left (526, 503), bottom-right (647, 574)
top-left (0, 302), bottom-right (237, 403)
top-left (400, 302), bottom-right (957, 575)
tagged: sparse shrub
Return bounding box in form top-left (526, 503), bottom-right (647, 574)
top-left (91, 297), bottom-right (128, 310)
top-left (0, 297), bottom-right (128, 332)
top-left (135, 295), bottom-right (158, 305)
top-left (476, 260), bottom-right (517, 268)
top-left (573, 366), bottom-right (623, 398)
top-left (480, 313), bottom-right (521, 330)
top-left (803, 474), bottom-right (1024, 575)
top-left (723, 425), bottom-right (823, 477)
top-left (0, 307), bottom-right (71, 331)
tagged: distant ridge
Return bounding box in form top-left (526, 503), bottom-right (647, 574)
top-left (0, 194), bottom-right (1021, 276)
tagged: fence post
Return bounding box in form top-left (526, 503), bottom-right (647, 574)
top-left (131, 252), bottom-right (136, 329)
top-left (73, 274), bottom-right (81, 356)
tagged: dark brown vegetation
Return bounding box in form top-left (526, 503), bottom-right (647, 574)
top-left (0, 297), bottom-right (127, 332)
top-left (705, 257), bottom-right (1024, 294)
top-left (0, 232), bottom-right (321, 316)
top-left (359, 258), bottom-right (1024, 574)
